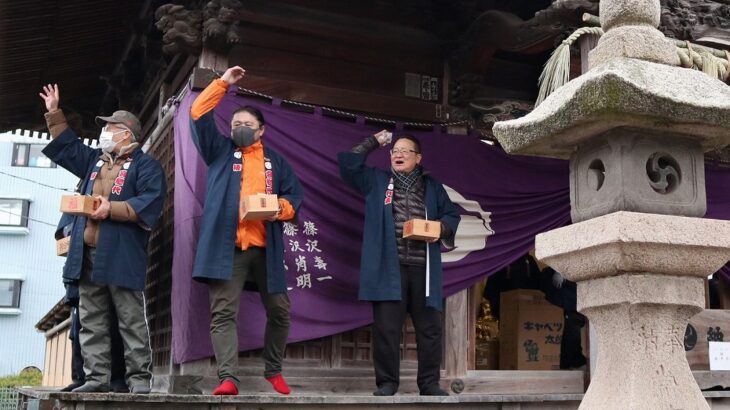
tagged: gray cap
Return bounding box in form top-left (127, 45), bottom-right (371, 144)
top-left (95, 110), bottom-right (142, 141)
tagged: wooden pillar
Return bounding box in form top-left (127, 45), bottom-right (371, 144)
top-left (579, 34), bottom-right (600, 75)
top-left (441, 76), bottom-right (471, 377)
top-left (467, 284), bottom-right (478, 370)
top-left (719, 274), bottom-right (730, 309)
top-left (444, 289), bottom-right (469, 378)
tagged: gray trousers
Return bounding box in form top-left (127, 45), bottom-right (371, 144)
top-left (78, 247), bottom-right (152, 388)
top-left (208, 247), bottom-right (291, 382)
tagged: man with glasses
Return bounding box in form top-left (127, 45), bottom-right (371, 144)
top-left (39, 84), bottom-right (166, 393)
top-left (338, 131), bottom-right (460, 396)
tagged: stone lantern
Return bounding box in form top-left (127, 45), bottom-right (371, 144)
top-left (492, 0), bottom-right (730, 408)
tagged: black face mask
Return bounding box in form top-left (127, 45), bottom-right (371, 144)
top-left (231, 126), bottom-right (259, 147)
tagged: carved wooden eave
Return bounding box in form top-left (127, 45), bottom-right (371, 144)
top-left (154, 3), bottom-right (203, 56)
top-left (528, 0), bottom-right (730, 48)
top-left (153, 0), bottom-right (251, 57)
top-left (448, 0), bottom-right (730, 89)
top-left (448, 0), bottom-right (730, 141)
top-left (155, 0), bottom-right (447, 123)
top-left (154, 1), bottom-right (605, 73)
top-left (443, 1), bottom-right (599, 140)
top-left (154, 0), bottom-right (441, 60)
top-left (453, 1), bottom-right (598, 75)
top-left (152, 0), bottom-right (730, 139)
top-left (660, 0), bottom-right (730, 48)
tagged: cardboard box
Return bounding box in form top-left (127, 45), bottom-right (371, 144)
top-left (240, 194), bottom-right (279, 220)
top-left (403, 219), bottom-right (440, 241)
top-left (60, 195), bottom-right (99, 216)
top-left (499, 289), bottom-right (563, 370)
top-left (56, 237), bottom-right (70, 257)
top-left (686, 309), bottom-right (730, 370)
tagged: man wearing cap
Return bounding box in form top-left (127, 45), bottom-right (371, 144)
top-left (39, 84), bottom-right (166, 393)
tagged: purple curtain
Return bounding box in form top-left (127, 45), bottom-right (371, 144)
top-left (705, 164), bottom-right (730, 280)
top-left (171, 87), bottom-right (730, 364)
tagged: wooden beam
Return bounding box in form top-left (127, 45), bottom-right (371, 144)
top-left (138, 53), bottom-right (188, 125)
top-left (236, 25), bottom-right (442, 75)
top-left (228, 44), bottom-right (435, 99)
top-left (579, 34), bottom-right (600, 75)
top-left (459, 370), bottom-right (585, 394)
top-left (468, 285), bottom-right (479, 371)
top-left (468, 86), bottom-right (536, 105)
top-left (693, 370), bottom-right (730, 390)
top-left (237, 0), bottom-right (440, 54)
top-left (482, 58), bottom-right (542, 94)
top-left (139, 56), bottom-right (196, 144)
top-left (267, 0), bottom-right (425, 28)
top-left (191, 67), bottom-right (441, 122)
top-left (717, 273), bottom-right (730, 310)
top-left (198, 48), bottom-right (229, 72)
top-left (157, 367), bottom-right (586, 395)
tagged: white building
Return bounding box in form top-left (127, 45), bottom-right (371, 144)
top-left (0, 130), bottom-right (81, 376)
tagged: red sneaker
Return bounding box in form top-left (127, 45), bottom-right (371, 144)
top-left (212, 380), bottom-right (238, 395)
top-left (266, 374), bottom-right (291, 395)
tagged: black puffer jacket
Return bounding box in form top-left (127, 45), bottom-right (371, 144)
top-left (392, 176), bottom-right (427, 266)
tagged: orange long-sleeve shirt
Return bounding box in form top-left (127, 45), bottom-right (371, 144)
top-left (191, 78), bottom-right (295, 250)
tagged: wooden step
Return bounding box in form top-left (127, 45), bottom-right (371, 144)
top-left (154, 370), bottom-right (586, 396)
top-left (16, 387), bottom-right (730, 410)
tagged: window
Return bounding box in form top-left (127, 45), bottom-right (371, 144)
top-left (0, 199), bottom-right (29, 227)
top-left (12, 143), bottom-right (56, 168)
top-left (0, 279), bottom-right (22, 308)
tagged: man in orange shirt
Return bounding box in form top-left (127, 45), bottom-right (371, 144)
top-left (189, 66), bottom-right (303, 395)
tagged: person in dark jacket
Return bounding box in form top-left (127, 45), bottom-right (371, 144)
top-left (338, 131), bottom-right (460, 396)
top-left (542, 267), bottom-right (587, 370)
top-left (39, 84), bottom-right (166, 394)
top-left (483, 254), bottom-right (542, 320)
top-left (189, 66), bottom-right (304, 396)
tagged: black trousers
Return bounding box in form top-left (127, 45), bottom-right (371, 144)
top-left (372, 264), bottom-right (442, 392)
top-left (560, 310), bottom-right (587, 369)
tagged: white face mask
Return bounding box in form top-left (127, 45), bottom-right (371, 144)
top-left (99, 127), bottom-right (127, 153)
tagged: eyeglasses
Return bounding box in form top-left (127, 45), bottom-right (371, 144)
top-left (389, 148), bottom-right (419, 156)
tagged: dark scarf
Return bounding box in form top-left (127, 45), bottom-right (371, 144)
top-left (392, 166), bottom-right (423, 192)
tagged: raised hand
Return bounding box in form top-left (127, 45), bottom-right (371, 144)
top-left (220, 66), bottom-right (246, 85)
top-left (374, 130), bottom-right (392, 146)
top-left (39, 84), bottom-right (60, 112)
top-left (552, 271), bottom-right (565, 289)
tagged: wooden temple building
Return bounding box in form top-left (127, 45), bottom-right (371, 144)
top-left (3, 0), bottom-right (730, 408)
